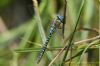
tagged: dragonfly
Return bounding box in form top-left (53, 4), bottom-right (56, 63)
top-left (37, 15), bottom-right (64, 63)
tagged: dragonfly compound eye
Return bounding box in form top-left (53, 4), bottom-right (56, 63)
top-left (57, 15), bottom-right (64, 22)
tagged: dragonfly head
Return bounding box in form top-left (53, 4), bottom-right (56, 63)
top-left (57, 15), bottom-right (64, 23)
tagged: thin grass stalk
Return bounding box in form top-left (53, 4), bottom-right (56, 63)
top-left (61, 0), bottom-right (85, 66)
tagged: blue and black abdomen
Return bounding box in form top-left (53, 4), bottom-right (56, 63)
top-left (37, 15), bottom-right (64, 63)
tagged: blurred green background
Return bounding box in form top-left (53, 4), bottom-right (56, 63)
top-left (0, 0), bottom-right (99, 66)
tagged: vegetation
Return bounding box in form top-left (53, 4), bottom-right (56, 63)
top-left (0, 0), bottom-right (99, 66)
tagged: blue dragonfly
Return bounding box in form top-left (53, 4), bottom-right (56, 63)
top-left (37, 15), bottom-right (64, 63)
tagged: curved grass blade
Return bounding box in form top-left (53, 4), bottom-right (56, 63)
top-left (61, 0), bottom-right (85, 65)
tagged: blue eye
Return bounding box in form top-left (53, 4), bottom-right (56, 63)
top-left (57, 15), bottom-right (64, 22)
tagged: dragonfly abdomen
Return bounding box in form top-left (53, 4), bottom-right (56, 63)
top-left (37, 25), bottom-right (56, 63)
top-left (37, 15), bottom-right (64, 63)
